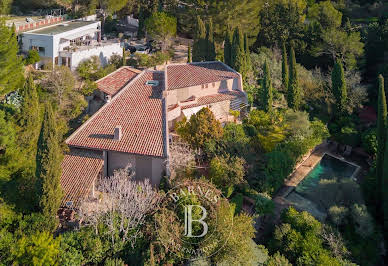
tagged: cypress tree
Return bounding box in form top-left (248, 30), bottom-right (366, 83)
top-left (332, 60), bottom-right (347, 115)
top-left (0, 20), bottom-right (24, 97)
top-left (224, 28), bottom-right (232, 66)
top-left (205, 18), bottom-right (216, 61)
top-left (192, 16), bottom-right (207, 62)
top-left (261, 60), bottom-right (273, 112)
top-left (122, 47), bottom-right (126, 66)
top-left (282, 42), bottom-right (289, 90)
top-left (231, 27), bottom-right (245, 77)
top-left (137, 7), bottom-right (146, 39)
top-left (18, 75), bottom-right (41, 156)
top-left (287, 45), bottom-right (301, 110)
top-left (377, 75), bottom-right (387, 210)
top-left (244, 33), bottom-right (252, 76)
top-left (36, 103), bottom-right (63, 222)
top-left (187, 45), bottom-right (192, 63)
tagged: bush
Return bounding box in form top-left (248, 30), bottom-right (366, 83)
top-left (350, 204), bottom-right (374, 238)
top-left (230, 193), bottom-right (243, 214)
top-left (104, 257), bottom-right (125, 266)
top-left (328, 205), bottom-right (349, 226)
top-left (361, 128), bottom-right (377, 156)
top-left (25, 50), bottom-right (40, 65)
top-left (255, 193), bottom-right (274, 215)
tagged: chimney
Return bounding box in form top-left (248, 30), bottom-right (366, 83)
top-left (114, 126), bottom-right (122, 141)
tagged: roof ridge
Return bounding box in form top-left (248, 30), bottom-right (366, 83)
top-left (95, 66), bottom-right (141, 84)
top-left (66, 70), bottom-right (147, 145)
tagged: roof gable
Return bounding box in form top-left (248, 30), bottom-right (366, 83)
top-left (166, 61), bottom-right (240, 91)
top-left (96, 66), bottom-right (141, 96)
top-left (67, 71), bottom-right (167, 158)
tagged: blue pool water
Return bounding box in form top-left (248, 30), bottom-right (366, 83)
top-left (295, 154), bottom-right (358, 194)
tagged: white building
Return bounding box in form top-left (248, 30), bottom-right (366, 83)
top-left (21, 20), bottom-right (122, 70)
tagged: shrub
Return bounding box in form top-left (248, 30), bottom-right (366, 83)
top-left (328, 205), bottom-right (349, 226)
top-left (255, 193), bottom-right (275, 215)
top-left (25, 50), bottom-right (40, 65)
top-left (350, 204), bottom-right (374, 238)
top-left (361, 128), bottom-right (377, 156)
top-left (230, 193), bottom-right (243, 214)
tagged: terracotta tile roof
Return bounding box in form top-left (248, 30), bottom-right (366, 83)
top-left (96, 66), bottom-right (141, 96)
top-left (166, 62), bottom-right (240, 90)
top-left (61, 149), bottom-right (103, 208)
top-left (181, 90), bottom-right (246, 109)
top-left (67, 71), bottom-right (167, 158)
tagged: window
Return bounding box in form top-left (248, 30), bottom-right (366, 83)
top-left (201, 84), bottom-right (204, 89)
top-left (38, 47), bottom-right (45, 55)
top-left (212, 82), bottom-right (215, 87)
top-left (205, 84), bottom-right (208, 88)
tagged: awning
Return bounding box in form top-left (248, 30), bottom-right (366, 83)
top-left (182, 106), bottom-right (205, 119)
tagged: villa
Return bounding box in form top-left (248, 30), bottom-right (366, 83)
top-left (60, 61), bottom-right (247, 208)
top-left (21, 20), bottom-right (122, 70)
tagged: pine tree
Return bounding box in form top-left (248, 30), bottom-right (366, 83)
top-left (231, 27), bottom-right (246, 77)
top-left (192, 16), bottom-right (207, 62)
top-left (287, 45), bottom-right (301, 110)
top-left (122, 47), bottom-right (126, 66)
top-left (137, 7), bottom-right (146, 39)
top-left (332, 60), bottom-right (347, 115)
top-left (18, 76), bottom-right (41, 157)
top-left (261, 60), bottom-right (273, 112)
top-left (377, 75), bottom-right (387, 212)
top-left (0, 20), bottom-right (24, 97)
top-left (282, 42), bottom-right (289, 90)
top-left (224, 28), bottom-right (232, 66)
top-left (36, 103), bottom-right (63, 222)
top-left (244, 33), bottom-right (252, 76)
top-left (187, 45), bottom-right (192, 63)
top-left (206, 18), bottom-right (216, 61)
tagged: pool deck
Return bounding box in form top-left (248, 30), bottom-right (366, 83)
top-left (277, 142), bottom-right (329, 198)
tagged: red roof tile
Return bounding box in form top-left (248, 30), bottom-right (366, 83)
top-left (181, 91), bottom-right (246, 109)
top-left (61, 149), bottom-right (103, 208)
top-left (166, 62), bottom-right (240, 90)
top-left (96, 66), bottom-right (141, 96)
top-left (67, 71), bottom-right (167, 158)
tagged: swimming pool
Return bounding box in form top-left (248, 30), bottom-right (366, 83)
top-left (295, 154), bottom-right (359, 194)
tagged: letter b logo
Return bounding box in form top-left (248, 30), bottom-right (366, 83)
top-left (184, 205), bottom-right (208, 238)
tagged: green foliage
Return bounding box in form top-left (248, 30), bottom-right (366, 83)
top-left (377, 75), bottom-right (387, 212)
top-left (282, 43), bottom-right (289, 90)
top-left (231, 27), bottom-right (246, 77)
top-left (332, 60), bottom-right (347, 116)
top-left (18, 76), bottom-right (41, 158)
top-left (205, 18), bottom-right (216, 61)
top-left (361, 128), bottom-right (377, 156)
top-left (230, 193), bottom-right (243, 214)
top-left (254, 1), bottom-right (305, 49)
top-left (287, 45), bottom-right (301, 110)
top-left (145, 12), bottom-right (177, 51)
top-left (328, 205), bottom-right (349, 227)
top-left (255, 193), bottom-right (274, 215)
top-left (270, 207), bottom-right (340, 265)
top-left (244, 33), bottom-right (252, 76)
top-left (350, 204), bottom-right (374, 238)
top-left (266, 252), bottom-right (292, 266)
top-left (187, 45), bottom-right (192, 63)
top-left (104, 257), bottom-right (125, 266)
top-left (176, 107), bottom-right (223, 150)
top-left (0, 19), bottom-right (24, 97)
top-left (192, 16), bottom-right (207, 62)
top-left (25, 50), bottom-right (40, 66)
top-left (59, 228), bottom-right (107, 265)
top-left (261, 60), bottom-right (273, 112)
top-left (209, 155), bottom-right (245, 197)
top-left (36, 103), bottom-right (63, 225)
top-left (204, 200), bottom-right (257, 265)
top-left (307, 0), bottom-right (342, 29)
top-left (135, 51), bottom-right (171, 68)
top-left (224, 28), bottom-right (232, 66)
top-left (11, 231), bottom-right (60, 265)
top-left (0, 0), bottom-right (12, 14)
top-left (243, 110), bottom-right (287, 152)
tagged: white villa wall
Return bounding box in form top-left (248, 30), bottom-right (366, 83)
top-left (21, 21), bottom-right (101, 66)
top-left (61, 42), bottom-right (121, 70)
